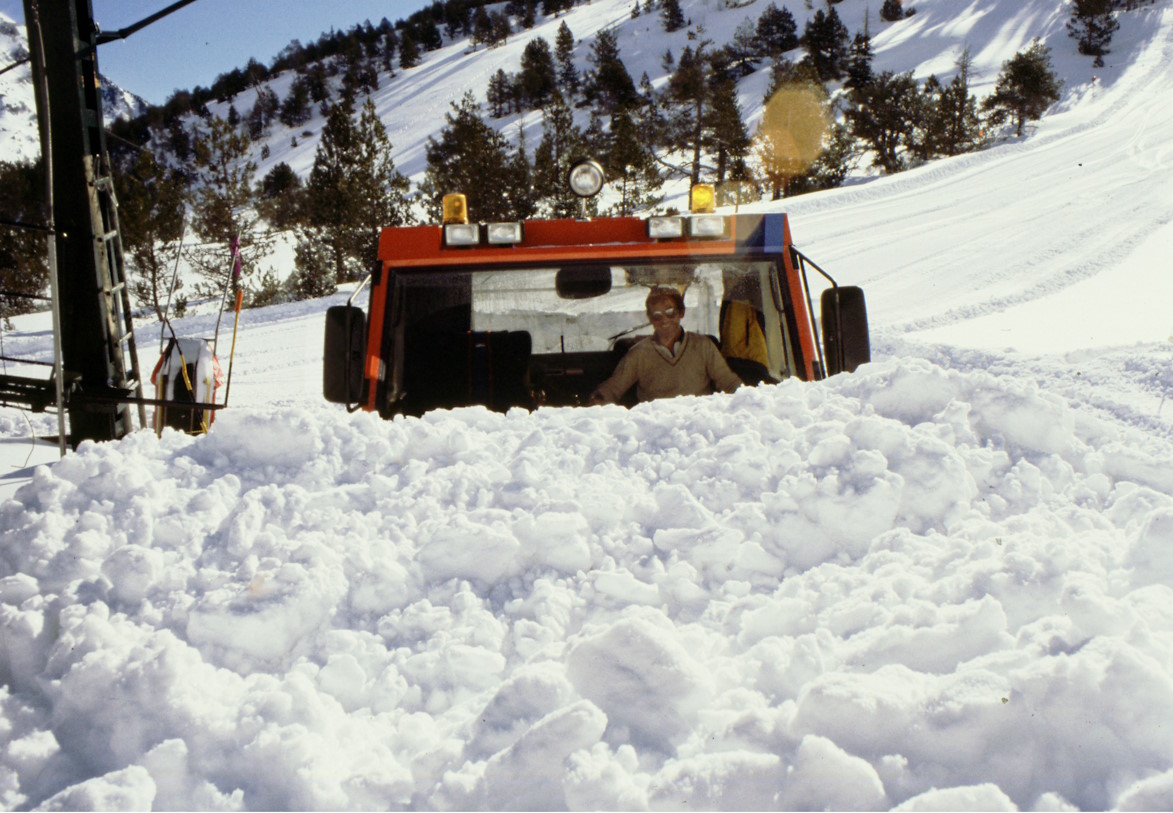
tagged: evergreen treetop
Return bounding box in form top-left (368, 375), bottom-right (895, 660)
top-left (981, 39), bottom-right (1064, 137)
top-left (421, 93), bottom-right (517, 221)
top-left (1067, 0), bottom-right (1119, 67)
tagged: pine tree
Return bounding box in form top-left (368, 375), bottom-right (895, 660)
top-left (755, 3), bottom-right (799, 57)
top-left (637, 71), bottom-right (668, 146)
top-left (665, 43), bottom-right (713, 185)
top-left (728, 20), bottom-right (762, 76)
top-left (487, 69), bottom-right (513, 118)
top-left (802, 7), bottom-right (850, 81)
top-left (116, 150), bottom-right (186, 319)
top-left (443, 2), bottom-right (471, 38)
top-left (661, 0), bottom-right (686, 32)
top-left (187, 116), bottom-right (268, 297)
top-left (246, 87), bottom-right (280, 140)
top-left (417, 19), bottom-right (443, 51)
top-left (473, 9), bottom-right (493, 47)
top-left (606, 110), bottom-right (664, 215)
top-left (909, 75), bottom-right (945, 164)
top-left (520, 37), bottom-right (557, 109)
top-left (845, 69), bottom-right (921, 173)
top-left (586, 27), bottom-right (639, 116)
top-left (1067, 0), bottom-right (1119, 67)
top-left (981, 39), bottom-right (1063, 137)
top-left (168, 119), bottom-right (193, 163)
top-left (257, 162), bottom-right (302, 231)
top-left (532, 93), bottom-right (589, 218)
top-left (845, 31), bottom-right (874, 91)
top-left (301, 97), bottom-right (360, 286)
top-left (919, 49), bottom-right (983, 158)
top-left (420, 93), bottom-right (517, 221)
top-left (303, 62), bottom-right (329, 103)
top-left (399, 31), bottom-right (420, 68)
top-left (352, 99), bottom-right (411, 252)
top-left (583, 108), bottom-right (610, 159)
top-left (0, 160), bottom-right (49, 321)
top-left (279, 75), bottom-right (312, 128)
top-left (554, 21), bottom-right (580, 102)
top-left (381, 27), bottom-right (399, 74)
top-left (289, 239), bottom-right (337, 300)
top-left (705, 75), bottom-right (751, 183)
top-left (497, 11), bottom-right (515, 45)
top-left (507, 129), bottom-right (537, 221)
top-left (296, 98), bottom-right (410, 290)
top-left (880, 0), bottom-right (906, 22)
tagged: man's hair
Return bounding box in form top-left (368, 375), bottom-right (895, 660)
top-left (646, 286), bottom-right (685, 313)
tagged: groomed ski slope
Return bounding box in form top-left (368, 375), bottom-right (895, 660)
top-left (2, 1), bottom-right (1173, 810)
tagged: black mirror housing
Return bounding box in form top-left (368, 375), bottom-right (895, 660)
top-left (820, 286), bottom-right (870, 376)
top-left (324, 305), bottom-right (366, 405)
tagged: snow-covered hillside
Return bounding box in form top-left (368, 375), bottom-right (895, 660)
top-left (0, 12), bottom-right (148, 164)
top-left (0, 15), bottom-right (37, 164)
top-left (2, 1), bottom-right (1173, 811)
top-left (239, 0), bottom-right (1139, 206)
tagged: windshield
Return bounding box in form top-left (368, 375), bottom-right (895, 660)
top-left (396, 260), bottom-right (784, 357)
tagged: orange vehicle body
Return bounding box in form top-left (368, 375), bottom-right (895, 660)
top-left (324, 210), bottom-right (868, 417)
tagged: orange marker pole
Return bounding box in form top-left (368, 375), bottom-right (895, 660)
top-left (223, 288), bottom-right (244, 406)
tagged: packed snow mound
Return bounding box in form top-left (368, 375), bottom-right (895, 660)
top-left (3, 357), bottom-right (1173, 811)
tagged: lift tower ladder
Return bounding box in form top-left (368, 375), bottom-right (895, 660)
top-left (22, 0), bottom-right (145, 446)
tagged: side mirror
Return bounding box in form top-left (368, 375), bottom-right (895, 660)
top-left (324, 305), bottom-right (366, 405)
top-left (821, 286), bottom-right (870, 376)
top-left (555, 265), bottom-right (612, 299)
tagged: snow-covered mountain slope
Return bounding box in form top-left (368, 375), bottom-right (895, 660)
top-left (0, 14), bottom-right (37, 163)
top-left (122, 0), bottom-right (1127, 203)
top-left (0, 11), bottom-right (148, 164)
top-left (2, 2), bottom-right (1173, 812)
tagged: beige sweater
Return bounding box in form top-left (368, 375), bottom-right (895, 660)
top-left (594, 332), bottom-right (742, 403)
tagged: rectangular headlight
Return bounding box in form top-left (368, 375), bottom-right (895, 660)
top-left (688, 214), bottom-right (728, 238)
top-left (486, 222), bottom-right (523, 245)
top-left (443, 223), bottom-right (480, 246)
top-left (647, 216), bottom-right (684, 239)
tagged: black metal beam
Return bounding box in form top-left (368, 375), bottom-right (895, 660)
top-left (22, 0), bottom-right (137, 446)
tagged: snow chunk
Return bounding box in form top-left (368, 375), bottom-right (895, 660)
top-left (567, 609), bottom-right (713, 752)
top-left (482, 700), bottom-right (607, 810)
top-left (1114, 769), bottom-right (1173, 811)
top-left (893, 782), bottom-right (1017, 811)
top-left (33, 765), bottom-right (156, 811)
top-left (647, 750), bottom-right (785, 811)
top-left (779, 735), bottom-right (889, 810)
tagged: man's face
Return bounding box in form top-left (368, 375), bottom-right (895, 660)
top-left (647, 296), bottom-right (683, 345)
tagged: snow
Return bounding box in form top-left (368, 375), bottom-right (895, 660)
top-left (2, 0), bottom-right (1173, 810)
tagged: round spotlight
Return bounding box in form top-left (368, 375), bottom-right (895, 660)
top-left (568, 159), bottom-right (605, 198)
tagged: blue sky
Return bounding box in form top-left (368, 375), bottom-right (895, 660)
top-left (2, 0), bottom-right (433, 104)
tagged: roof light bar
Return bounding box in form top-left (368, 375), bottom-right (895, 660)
top-left (486, 222), bottom-right (524, 245)
top-left (647, 216), bottom-right (685, 240)
top-left (443, 223), bottom-right (480, 246)
top-left (688, 214), bottom-right (728, 238)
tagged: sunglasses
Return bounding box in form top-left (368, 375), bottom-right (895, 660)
top-left (648, 307), bottom-right (679, 321)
